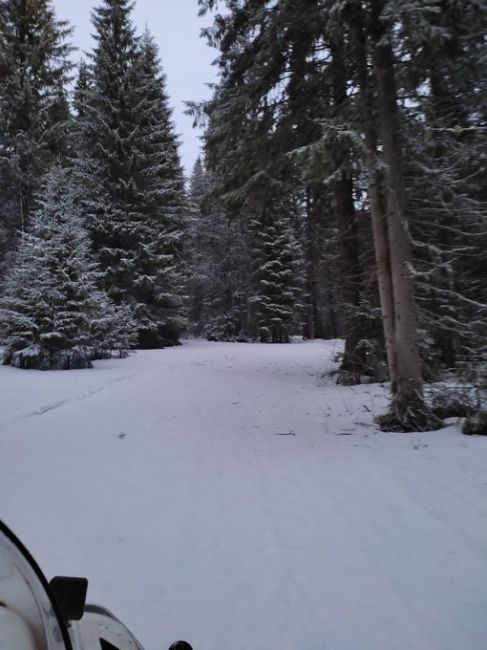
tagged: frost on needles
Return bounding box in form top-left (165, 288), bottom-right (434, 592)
top-left (0, 168), bottom-right (137, 370)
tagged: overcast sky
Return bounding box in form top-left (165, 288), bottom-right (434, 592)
top-left (52, 0), bottom-right (218, 175)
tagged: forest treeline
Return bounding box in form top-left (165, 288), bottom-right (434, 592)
top-left (0, 0), bottom-right (486, 431)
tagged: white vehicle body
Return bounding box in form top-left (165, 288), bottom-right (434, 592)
top-left (0, 521), bottom-right (144, 650)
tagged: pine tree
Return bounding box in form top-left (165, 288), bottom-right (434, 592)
top-left (81, 2), bottom-right (188, 347)
top-left (0, 168), bottom-right (136, 369)
top-left (0, 0), bottom-right (72, 268)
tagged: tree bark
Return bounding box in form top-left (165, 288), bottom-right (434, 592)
top-left (371, 10), bottom-right (426, 423)
top-left (347, 0), bottom-right (440, 429)
top-left (303, 189), bottom-right (326, 339)
top-left (334, 172), bottom-right (367, 382)
top-left (348, 1), bottom-right (397, 389)
top-left (330, 37), bottom-right (367, 383)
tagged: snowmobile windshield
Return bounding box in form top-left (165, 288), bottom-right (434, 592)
top-left (0, 521), bottom-right (72, 650)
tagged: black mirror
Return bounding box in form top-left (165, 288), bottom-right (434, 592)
top-left (50, 576), bottom-right (88, 622)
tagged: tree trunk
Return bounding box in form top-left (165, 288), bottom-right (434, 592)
top-left (330, 37), bottom-right (367, 383)
top-left (371, 15), bottom-right (428, 426)
top-left (303, 189), bottom-right (325, 339)
top-left (348, 0), bottom-right (441, 430)
top-left (348, 1), bottom-right (397, 389)
top-left (335, 172), bottom-right (367, 382)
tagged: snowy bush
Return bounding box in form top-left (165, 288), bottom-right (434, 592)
top-left (463, 411), bottom-right (487, 436)
top-left (10, 345), bottom-right (94, 371)
top-left (427, 376), bottom-right (487, 435)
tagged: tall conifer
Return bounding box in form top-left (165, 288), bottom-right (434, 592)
top-left (0, 0), bottom-right (72, 267)
top-left (81, 1), bottom-right (188, 346)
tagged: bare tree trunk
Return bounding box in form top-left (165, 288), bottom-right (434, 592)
top-left (330, 37), bottom-right (368, 383)
top-left (368, 166), bottom-right (397, 388)
top-left (348, 0), bottom-right (441, 429)
top-left (371, 12), bottom-right (432, 428)
top-left (303, 190), bottom-right (316, 339)
top-left (348, 1), bottom-right (397, 389)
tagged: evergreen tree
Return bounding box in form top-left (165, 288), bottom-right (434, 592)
top-left (81, 2), bottom-right (188, 347)
top-left (70, 59), bottom-right (92, 153)
top-left (0, 168), bottom-right (136, 369)
top-left (400, 0), bottom-right (487, 377)
top-left (249, 206), bottom-right (304, 344)
top-left (187, 158), bottom-right (250, 340)
top-left (130, 32), bottom-right (188, 347)
top-left (0, 0), bottom-right (72, 269)
top-left (187, 157), bottom-right (211, 333)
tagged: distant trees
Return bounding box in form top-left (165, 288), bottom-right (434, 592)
top-left (187, 159), bottom-right (251, 340)
top-left (193, 0), bottom-right (377, 359)
top-left (186, 160), bottom-right (305, 343)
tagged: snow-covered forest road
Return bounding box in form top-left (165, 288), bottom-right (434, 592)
top-left (1, 340), bottom-right (487, 650)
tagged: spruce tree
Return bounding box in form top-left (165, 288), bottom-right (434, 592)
top-left (250, 208), bottom-right (304, 344)
top-left (0, 168), bottom-right (136, 369)
top-left (129, 31), bottom-right (188, 347)
top-left (81, 2), bottom-right (188, 347)
top-left (0, 0), bottom-right (72, 268)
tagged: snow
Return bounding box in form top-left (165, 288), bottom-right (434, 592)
top-left (1, 339), bottom-right (487, 650)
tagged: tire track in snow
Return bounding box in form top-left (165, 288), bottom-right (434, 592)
top-left (0, 373), bottom-right (140, 428)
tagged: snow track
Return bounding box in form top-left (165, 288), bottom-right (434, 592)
top-left (1, 340), bottom-right (486, 650)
